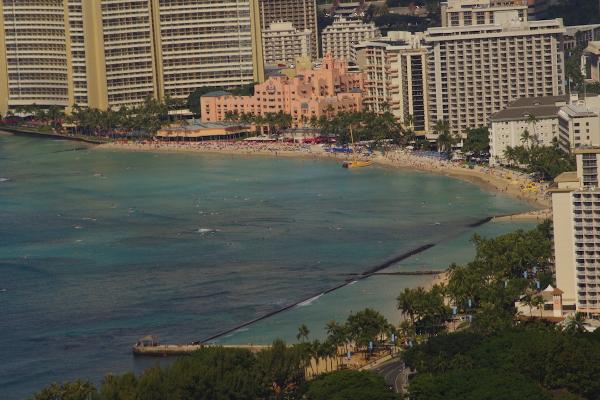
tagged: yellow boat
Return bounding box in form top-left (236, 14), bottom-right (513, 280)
top-left (343, 160), bottom-right (372, 168)
top-left (342, 126), bottom-right (371, 169)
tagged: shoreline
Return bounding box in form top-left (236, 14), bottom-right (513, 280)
top-left (97, 141), bottom-right (551, 211)
top-left (0, 128), bottom-right (106, 144)
top-left (94, 141), bottom-right (546, 343)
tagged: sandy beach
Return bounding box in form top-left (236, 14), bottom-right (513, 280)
top-left (98, 140), bottom-right (551, 213)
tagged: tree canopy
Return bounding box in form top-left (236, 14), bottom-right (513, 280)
top-left (462, 127), bottom-right (490, 154)
top-left (503, 138), bottom-right (575, 180)
top-left (405, 327), bottom-right (600, 400)
top-left (304, 370), bottom-right (400, 400)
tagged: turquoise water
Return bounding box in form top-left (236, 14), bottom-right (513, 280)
top-left (0, 134), bottom-right (533, 399)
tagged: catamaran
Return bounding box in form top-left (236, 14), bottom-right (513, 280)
top-left (342, 126), bottom-right (372, 168)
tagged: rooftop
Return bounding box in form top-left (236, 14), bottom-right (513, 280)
top-left (560, 104), bottom-right (598, 118)
top-left (489, 95), bottom-right (567, 121)
top-left (201, 90), bottom-right (232, 98)
top-left (573, 147), bottom-right (600, 154)
top-left (554, 171), bottom-right (578, 183)
top-left (509, 95), bottom-right (568, 107)
top-left (490, 105), bottom-right (560, 121)
top-left (163, 121), bottom-right (248, 131)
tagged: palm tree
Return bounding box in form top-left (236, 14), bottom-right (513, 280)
top-left (252, 114), bottom-right (266, 135)
top-left (527, 114), bottom-right (538, 144)
top-left (434, 120), bottom-right (453, 152)
top-left (296, 324), bottom-right (310, 343)
top-left (520, 129), bottom-right (531, 147)
top-left (520, 292), bottom-right (535, 317)
top-left (564, 312), bottom-right (587, 334)
top-left (224, 110), bottom-right (240, 122)
top-left (532, 295), bottom-right (545, 318)
top-left (397, 287), bottom-right (418, 324)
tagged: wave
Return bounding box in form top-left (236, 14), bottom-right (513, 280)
top-left (296, 293), bottom-right (323, 307)
top-left (0, 177), bottom-right (9, 182)
top-left (197, 228), bottom-right (219, 234)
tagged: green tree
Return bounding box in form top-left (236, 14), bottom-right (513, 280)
top-left (563, 312), bottom-right (587, 334)
top-left (305, 370), bottom-right (400, 400)
top-left (33, 380), bottom-right (98, 400)
top-left (462, 127), bottom-right (490, 154)
top-left (345, 308), bottom-right (390, 352)
top-left (297, 324), bottom-right (310, 342)
top-left (409, 368), bottom-right (552, 400)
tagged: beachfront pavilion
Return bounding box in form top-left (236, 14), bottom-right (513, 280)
top-left (156, 122), bottom-right (252, 142)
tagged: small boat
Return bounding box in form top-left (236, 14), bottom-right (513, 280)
top-left (343, 160), bottom-right (372, 168)
top-left (342, 126), bottom-right (371, 169)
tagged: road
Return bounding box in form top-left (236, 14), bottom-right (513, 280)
top-left (373, 357), bottom-right (406, 393)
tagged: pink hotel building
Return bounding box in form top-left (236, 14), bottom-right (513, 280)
top-left (200, 54), bottom-right (365, 128)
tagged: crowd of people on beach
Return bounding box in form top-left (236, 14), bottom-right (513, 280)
top-left (115, 139), bottom-right (314, 155)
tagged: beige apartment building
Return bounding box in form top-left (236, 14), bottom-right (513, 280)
top-left (0, 0), bottom-right (265, 115)
top-left (262, 22), bottom-right (313, 66)
top-left (355, 32), bottom-right (430, 133)
top-left (558, 104), bottom-right (600, 152)
top-left (551, 148), bottom-right (600, 314)
top-left (322, 17), bottom-right (381, 63)
top-left (489, 95), bottom-right (567, 165)
top-left (153, 0), bottom-right (263, 101)
top-left (441, 0), bottom-right (528, 27)
top-left (425, 19), bottom-right (566, 135)
top-left (258, 0), bottom-right (318, 60)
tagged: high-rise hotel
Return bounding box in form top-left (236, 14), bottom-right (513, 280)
top-left (0, 0), bottom-right (265, 114)
top-left (357, 0), bottom-right (565, 135)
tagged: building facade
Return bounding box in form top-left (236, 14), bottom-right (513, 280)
top-left (0, 0), bottom-right (265, 114)
top-left (355, 32), bottom-right (430, 133)
top-left (564, 24), bottom-right (600, 51)
top-left (200, 54), bottom-right (364, 128)
top-left (425, 19), bottom-right (566, 135)
top-left (583, 41), bottom-right (600, 83)
top-left (262, 22), bottom-right (312, 66)
top-left (551, 148), bottom-right (600, 314)
top-left (321, 17), bottom-right (381, 63)
top-left (258, 0), bottom-right (318, 60)
top-left (558, 104), bottom-right (600, 152)
top-left (489, 95), bottom-right (567, 165)
top-left (152, 0), bottom-right (263, 101)
top-left (441, 0), bottom-right (528, 27)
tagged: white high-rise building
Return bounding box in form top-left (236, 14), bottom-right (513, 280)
top-left (551, 148), bottom-right (600, 314)
top-left (425, 19), bottom-right (566, 135)
top-left (441, 0), bottom-right (528, 27)
top-left (322, 17), bottom-right (381, 63)
top-left (489, 96), bottom-right (567, 166)
top-left (262, 22), bottom-right (312, 65)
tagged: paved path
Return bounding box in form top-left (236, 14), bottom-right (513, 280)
top-left (373, 357), bottom-right (405, 393)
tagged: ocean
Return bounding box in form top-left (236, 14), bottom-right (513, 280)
top-left (0, 133), bottom-right (535, 399)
